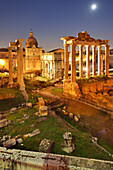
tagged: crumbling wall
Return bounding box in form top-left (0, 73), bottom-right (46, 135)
top-left (81, 79), bottom-right (113, 116)
top-left (0, 147), bottom-right (113, 170)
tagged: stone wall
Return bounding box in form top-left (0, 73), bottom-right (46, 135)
top-left (0, 147), bottom-right (113, 170)
top-left (81, 79), bottom-right (113, 116)
top-left (63, 81), bottom-right (81, 99)
top-left (0, 78), bottom-right (8, 88)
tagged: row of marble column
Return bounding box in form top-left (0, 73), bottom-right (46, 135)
top-left (8, 39), bottom-right (25, 90)
top-left (64, 44), bottom-right (109, 83)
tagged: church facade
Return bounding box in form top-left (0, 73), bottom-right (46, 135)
top-left (24, 30), bottom-right (43, 75)
top-left (23, 30), bottom-right (64, 79)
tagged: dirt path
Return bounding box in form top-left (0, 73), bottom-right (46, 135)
top-left (37, 85), bottom-right (113, 148)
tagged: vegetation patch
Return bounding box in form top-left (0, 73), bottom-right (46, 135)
top-left (0, 106), bottom-right (112, 161)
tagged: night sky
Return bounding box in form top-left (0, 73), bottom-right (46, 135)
top-left (0, 0), bottom-right (113, 51)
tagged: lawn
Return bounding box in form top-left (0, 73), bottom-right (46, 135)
top-left (0, 88), bottom-right (25, 111)
top-left (0, 106), bottom-right (113, 161)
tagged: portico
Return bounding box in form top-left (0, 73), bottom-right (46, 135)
top-left (61, 31), bottom-right (110, 82)
top-left (61, 31), bottom-right (110, 99)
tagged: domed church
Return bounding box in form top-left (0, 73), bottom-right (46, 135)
top-left (24, 29), bottom-right (43, 74)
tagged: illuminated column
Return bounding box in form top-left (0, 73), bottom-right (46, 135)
top-left (17, 46), bottom-right (20, 84)
top-left (18, 39), bottom-right (25, 90)
top-left (92, 45), bottom-right (96, 76)
top-left (101, 53), bottom-right (104, 75)
top-left (105, 45), bottom-right (109, 76)
top-left (86, 45), bottom-right (90, 78)
top-left (8, 47), bottom-right (13, 87)
top-left (98, 46), bottom-right (101, 75)
top-left (70, 43), bottom-right (76, 82)
top-left (64, 44), bottom-right (69, 82)
top-left (79, 45), bottom-right (83, 78)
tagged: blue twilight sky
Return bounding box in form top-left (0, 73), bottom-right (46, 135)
top-left (0, 0), bottom-right (113, 51)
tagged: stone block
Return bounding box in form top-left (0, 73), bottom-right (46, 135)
top-left (69, 113), bottom-right (73, 118)
top-left (39, 139), bottom-right (54, 153)
top-left (109, 91), bottom-right (113, 96)
top-left (103, 92), bottom-right (109, 96)
top-left (39, 106), bottom-right (48, 116)
top-left (0, 119), bottom-right (11, 128)
top-left (90, 83), bottom-right (97, 93)
top-left (34, 112), bottom-right (39, 116)
top-left (63, 106), bottom-right (66, 110)
top-left (10, 108), bottom-right (17, 113)
top-left (26, 102), bottom-right (32, 108)
top-left (61, 132), bottom-right (75, 153)
top-left (74, 116), bottom-right (79, 122)
top-left (82, 84), bottom-right (90, 94)
top-left (23, 114), bottom-right (29, 120)
top-left (17, 138), bottom-right (23, 144)
top-left (3, 139), bottom-right (16, 148)
top-left (96, 82), bottom-right (103, 92)
top-left (29, 129), bottom-right (40, 137)
top-left (107, 79), bottom-right (113, 86)
top-left (37, 117), bottom-right (47, 123)
top-left (38, 98), bottom-right (45, 107)
top-left (96, 93), bottom-right (103, 99)
top-left (63, 111), bottom-right (68, 116)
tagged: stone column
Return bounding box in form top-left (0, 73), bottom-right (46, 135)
top-left (98, 46), bottom-right (101, 76)
top-left (79, 45), bottom-right (83, 78)
top-left (105, 45), bottom-right (109, 76)
top-left (101, 53), bottom-right (104, 75)
top-left (92, 45), bottom-right (96, 76)
top-left (8, 47), bottom-right (13, 88)
top-left (70, 43), bottom-right (76, 82)
top-left (17, 46), bottom-right (20, 84)
top-left (64, 44), bottom-right (69, 82)
top-left (86, 45), bottom-right (90, 78)
top-left (18, 39), bottom-right (25, 90)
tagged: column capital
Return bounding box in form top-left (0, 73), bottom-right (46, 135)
top-left (97, 45), bottom-right (101, 49)
top-left (63, 44), bottom-right (69, 47)
top-left (91, 45), bottom-right (96, 48)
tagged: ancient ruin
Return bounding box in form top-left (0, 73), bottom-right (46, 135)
top-left (8, 39), bottom-right (25, 90)
top-left (61, 31), bottom-right (110, 98)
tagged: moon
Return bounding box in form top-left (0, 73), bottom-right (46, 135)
top-left (91, 4), bottom-right (97, 10)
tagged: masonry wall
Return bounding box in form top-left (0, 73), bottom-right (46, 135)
top-left (0, 147), bottom-right (113, 170)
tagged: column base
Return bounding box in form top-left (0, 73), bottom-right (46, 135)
top-left (20, 84), bottom-right (25, 91)
top-left (7, 82), bottom-right (14, 88)
top-left (63, 79), bottom-right (69, 83)
top-left (63, 81), bottom-right (81, 99)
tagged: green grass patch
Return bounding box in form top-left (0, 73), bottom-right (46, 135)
top-left (0, 107), bottom-right (112, 161)
top-left (0, 88), bottom-right (25, 111)
top-left (52, 88), bottom-right (63, 93)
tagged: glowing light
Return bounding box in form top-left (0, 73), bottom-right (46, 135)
top-left (0, 59), bottom-right (5, 65)
top-left (91, 4), bottom-right (97, 10)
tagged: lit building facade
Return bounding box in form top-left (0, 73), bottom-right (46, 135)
top-left (24, 30), bottom-right (43, 74)
top-left (41, 48), bottom-right (64, 79)
top-left (0, 48), bottom-right (17, 71)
